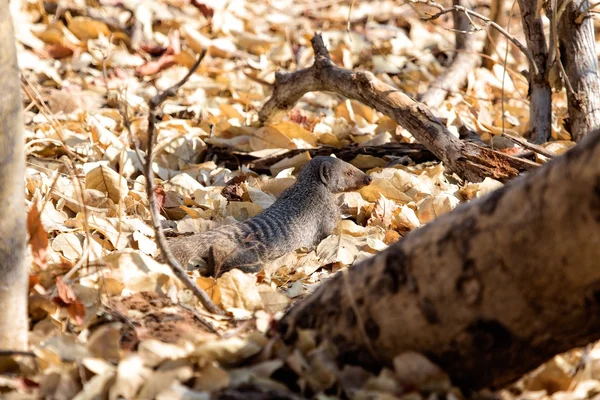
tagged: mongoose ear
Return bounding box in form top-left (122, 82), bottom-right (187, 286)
top-left (319, 161), bottom-right (331, 185)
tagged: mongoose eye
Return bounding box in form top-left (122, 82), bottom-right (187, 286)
top-left (346, 171), bottom-right (353, 176)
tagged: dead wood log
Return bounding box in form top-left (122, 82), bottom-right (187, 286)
top-left (205, 143), bottom-right (437, 173)
top-left (419, 0), bottom-right (484, 108)
top-left (558, 0), bottom-right (600, 142)
top-left (259, 34), bottom-right (537, 183)
top-left (279, 129), bottom-right (600, 390)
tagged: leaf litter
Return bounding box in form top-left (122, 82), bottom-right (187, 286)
top-left (8, 0), bottom-right (590, 398)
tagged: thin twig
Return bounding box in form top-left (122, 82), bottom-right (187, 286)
top-left (422, 3), bottom-right (539, 75)
top-left (557, 55), bottom-right (576, 95)
top-left (346, 0), bottom-right (355, 38)
top-left (548, 0), bottom-right (575, 96)
top-left (502, 132), bottom-right (556, 158)
top-left (0, 350), bottom-right (36, 357)
top-left (144, 51), bottom-right (224, 316)
top-left (575, 0), bottom-right (600, 22)
top-left (179, 303), bottom-right (221, 335)
top-left (501, 0), bottom-right (517, 140)
top-left (21, 76), bottom-right (94, 283)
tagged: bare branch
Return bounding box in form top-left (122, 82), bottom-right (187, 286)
top-left (501, 132), bottom-right (557, 158)
top-left (260, 34), bottom-right (538, 182)
top-left (423, 4), bottom-right (539, 75)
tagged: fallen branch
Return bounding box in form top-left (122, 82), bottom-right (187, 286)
top-left (144, 52), bottom-right (224, 316)
top-left (279, 129), bottom-right (600, 390)
top-left (502, 131), bottom-right (556, 158)
top-left (259, 34), bottom-right (537, 182)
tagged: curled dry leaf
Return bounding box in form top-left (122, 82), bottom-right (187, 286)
top-left (393, 205), bottom-right (421, 230)
top-left (368, 195), bottom-right (400, 228)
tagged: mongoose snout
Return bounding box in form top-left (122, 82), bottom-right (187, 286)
top-left (363, 174), bottom-right (372, 186)
top-left (158, 156), bottom-right (371, 276)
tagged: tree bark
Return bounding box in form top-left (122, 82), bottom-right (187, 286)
top-left (260, 34), bottom-right (538, 183)
top-left (279, 129), bottom-right (600, 390)
top-left (419, 0), bottom-right (483, 108)
top-left (558, 0), bottom-right (600, 142)
top-left (517, 0), bottom-right (552, 143)
top-left (0, 1), bottom-right (28, 350)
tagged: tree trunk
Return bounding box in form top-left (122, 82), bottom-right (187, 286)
top-left (279, 129), bottom-right (600, 390)
top-left (558, 0), bottom-right (600, 142)
top-left (518, 0), bottom-right (552, 143)
top-left (0, 1), bottom-right (28, 350)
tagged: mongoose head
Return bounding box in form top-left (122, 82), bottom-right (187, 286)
top-left (298, 156), bottom-right (372, 193)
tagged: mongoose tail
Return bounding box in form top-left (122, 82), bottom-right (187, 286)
top-left (158, 156), bottom-right (372, 276)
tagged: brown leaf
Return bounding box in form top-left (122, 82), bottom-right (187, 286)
top-left (368, 195), bottom-right (399, 228)
top-left (53, 277), bottom-right (86, 325)
top-left (27, 200), bottom-right (48, 269)
top-left (221, 175), bottom-right (247, 202)
top-left (155, 185), bottom-right (167, 211)
top-left (28, 274), bottom-right (40, 290)
top-left (137, 54), bottom-right (176, 76)
top-left (191, 1), bottom-right (215, 18)
top-left (55, 277), bottom-right (77, 305)
top-left (45, 43), bottom-right (74, 59)
top-left (67, 301), bottom-right (86, 325)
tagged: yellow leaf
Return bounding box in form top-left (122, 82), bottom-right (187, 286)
top-left (359, 178), bottom-right (412, 202)
top-left (197, 276), bottom-right (221, 305)
top-left (268, 121), bottom-right (317, 147)
top-left (67, 16), bottom-right (110, 40)
top-left (249, 126), bottom-right (293, 151)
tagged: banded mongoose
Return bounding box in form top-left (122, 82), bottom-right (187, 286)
top-left (158, 156), bottom-right (372, 276)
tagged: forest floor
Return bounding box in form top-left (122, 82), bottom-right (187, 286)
top-left (5, 0), bottom-right (600, 398)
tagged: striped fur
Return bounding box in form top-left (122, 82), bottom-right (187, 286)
top-left (159, 156), bottom-right (371, 276)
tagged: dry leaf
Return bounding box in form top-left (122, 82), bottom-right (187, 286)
top-left (217, 269), bottom-right (263, 312)
top-left (197, 276), bottom-right (221, 305)
top-left (86, 165), bottom-right (129, 203)
top-left (316, 233), bottom-right (363, 265)
top-left (51, 233), bottom-right (82, 261)
top-left (28, 200), bottom-right (48, 269)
